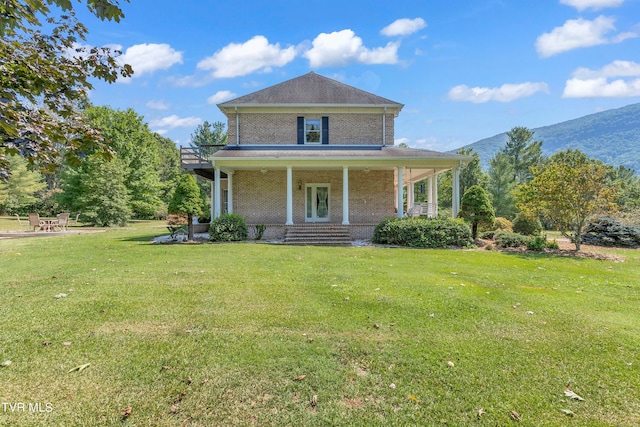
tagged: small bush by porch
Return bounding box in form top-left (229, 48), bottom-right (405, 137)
top-left (372, 217), bottom-right (473, 248)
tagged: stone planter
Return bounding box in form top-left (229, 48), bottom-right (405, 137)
top-left (192, 223), bottom-right (210, 233)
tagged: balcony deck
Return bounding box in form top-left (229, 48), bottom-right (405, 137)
top-left (180, 145), bottom-right (226, 180)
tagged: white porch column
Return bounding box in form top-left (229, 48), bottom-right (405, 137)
top-left (286, 166), bottom-right (293, 225)
top-left (408, 181), bottom-right (415, 210)
top-left (342, 166), bottom-right (349, 225)
top-left (227, 171), bottom-right (233, 214)
top-left (397, 166), bottom-right (404, 218)
top-left (210, 180), bottom-right (214, 220)
top-left (432, 173), bottom-right (439, 217)
top-left (214, 167), bottom-right (221, 218)
top-left (427, 176), bottom-right (434, 217)
top-left (452, 166), bottom-right (461, 218)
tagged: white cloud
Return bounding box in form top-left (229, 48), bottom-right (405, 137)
top-left (560, 0), bottom-right (624, 11)
top-left (146, 100), bottom-right (169, 110)
top-left (150, 115), bottom-right (201, 129)
top-left (563, 60), bottom-right (640, 97)
top-left (448, 82), bottom-right (549, 103)
top-left (381, 18), bottom-right (427, 37)
top-left (197, 36), bottom-right (296, 78)
top-left (207, 90), bottom-right (237, 104)
top-left (535, 16), bottom-right (636, 57)
top-left (118, 44), bottom-right (183, 82)
top-left (304, 29), bottom-right (399, 68)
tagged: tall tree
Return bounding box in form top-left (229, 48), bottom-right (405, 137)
top-left (1, 0), bottom-right (132, 178)
top-left (84, 106), bottom-right (162, 218)
top-left (502, 126), bottom-right (544, 184)
top-left (487, 152), bottom-right (517, 218)
top-left (190, 121), bottom-right (227, 155)
top-left (59, 154), bottom-right (131, 226)
top-left (0, 155), bottom-right (47, 214)
top-left (516, 149), bottom-right (617, 251)
top-left (169, 174), bottom-right (206, 241)
top-left (154, 134), bottom-right (182, 204)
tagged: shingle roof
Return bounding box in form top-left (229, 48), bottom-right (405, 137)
top-left (218, 72), bottom-right (403, 107)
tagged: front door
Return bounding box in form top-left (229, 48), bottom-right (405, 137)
top-left (305, 184), bottom-right (330, 222)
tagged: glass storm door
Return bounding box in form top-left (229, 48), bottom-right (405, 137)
top-left (305, 184), bottom-right (330, 222)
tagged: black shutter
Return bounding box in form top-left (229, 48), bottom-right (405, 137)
top-left (321, 116), bottom-right (329, 144)
top-left (297, 117), bottom-right (304, 144)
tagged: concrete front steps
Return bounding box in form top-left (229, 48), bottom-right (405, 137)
top-left (284, 224), bottom-right (352, 246)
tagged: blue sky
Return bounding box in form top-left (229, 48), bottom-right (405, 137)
top-left (75, 0), bottom-right (640, 152)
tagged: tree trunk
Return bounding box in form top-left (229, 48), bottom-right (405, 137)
top-left (187, 213), bottom-right (194, 241)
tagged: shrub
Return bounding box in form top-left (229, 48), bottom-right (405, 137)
top-left (373, 217), bottom-right (473, 248)
top-left (582, 215), bottom-right (640, 248)
top-left (209, 213), bottom-right (248, 242)
top-left (546, 239), bottom-right (560, 250)
top-left (512, 213), bottom-right (543, 236)
top-left (493, 217), bottom-right (513, 232)
top-left (478, 230), bottom-right (495, 240)
top-left (526, 235), bottom-right (547, 251)
top-left (255, 224), bottom-right (266, 240)
top-left (494, 231), bottom-right (530, 248)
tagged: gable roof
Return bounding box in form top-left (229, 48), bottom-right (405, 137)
top-left (218, 72), bottom-right (403, 109)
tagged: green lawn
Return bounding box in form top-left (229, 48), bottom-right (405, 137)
top-left (1, 220), bottom-right (638, 426)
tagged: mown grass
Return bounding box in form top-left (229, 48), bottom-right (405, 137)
top-left (0, 220), bottom-right (639, 426)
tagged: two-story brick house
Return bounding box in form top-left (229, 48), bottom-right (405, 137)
top-left (183, 72), bottom-right (469, 242)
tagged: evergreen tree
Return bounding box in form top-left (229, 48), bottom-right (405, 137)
top-left (502, 126), bottom-right (544, 184)
top-left (169, 174), bottom-right (206, 240)
top-left (487, 152), bottom-right (517, 218)
top-left (458, 185), bottom-right (495, 239)
top-left (0, 155), bottom-right (46, 214)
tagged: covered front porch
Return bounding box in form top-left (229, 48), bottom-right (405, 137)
top-left (182, 145), bottom-right (472, 240)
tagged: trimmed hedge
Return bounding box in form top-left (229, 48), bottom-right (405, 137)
top-left (373, 217), bottom-right (473, 248)
top-left (209, 213), bottom-right (248, 241)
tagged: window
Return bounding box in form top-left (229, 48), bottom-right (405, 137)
top-left (297, 116), bottom-right (328, 144)
top-left (305, 119), bottom-right (321, 143)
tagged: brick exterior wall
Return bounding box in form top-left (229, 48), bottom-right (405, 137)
top-left (233, 169), bottom-right (395, 226)
top-left (226, 113), bottom-right (396, 145)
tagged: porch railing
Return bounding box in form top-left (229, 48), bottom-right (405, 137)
top-left (180, 144), bottom-right (226, 169)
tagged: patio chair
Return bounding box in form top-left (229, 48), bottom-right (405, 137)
top-left (56, 212), bottom-right (70, 231)
top-left (28, 213), bottom-right (43, 232)
top-left (69, 213), bottom-right (81, 226)
top-left (406, 205), bottom-right (423, 218)
top-left (15, 214), bottom-right (30, 230)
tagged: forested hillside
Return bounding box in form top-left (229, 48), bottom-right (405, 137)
top-left (462, 102), bottom-right (640, 172)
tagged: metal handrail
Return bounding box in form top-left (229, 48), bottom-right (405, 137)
top-left (180, 144), bottom-right (226, 167)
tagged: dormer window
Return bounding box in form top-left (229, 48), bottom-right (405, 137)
top-left (297, 116), bottom-right (329, 144)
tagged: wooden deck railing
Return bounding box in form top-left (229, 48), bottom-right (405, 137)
top-left (180, 145), bottom-right (225, 169)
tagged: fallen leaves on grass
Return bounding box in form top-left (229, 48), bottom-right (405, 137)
top-left (68, 363), bottom-right (90, 373)
top-left (510, 410), bottom-right (522, 421)
top-left (294, 375), bottom-right (306, 381)
top-left (54, 293), bottom-right (67, 299)
top-left (564, 384), bottom-right (584, 401)
top-left (121, 406), bottom-right (132, 419)
top-left (408, 394), bottom-right (419, 403)
top-left (1, 360), bottom-right (11, 367)
top-left (561, 408), bottom-right (575, 416)
top-left (447, 361), bottom-right (455, 367)
top-left (477, 408), bottom-right (486, 419)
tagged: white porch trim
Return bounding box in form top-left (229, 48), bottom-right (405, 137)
top-left (397, 166), bottom-right (404, 218)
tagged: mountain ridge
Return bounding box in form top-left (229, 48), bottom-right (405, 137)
top-left (458, 102), bottom-right (640, 173)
